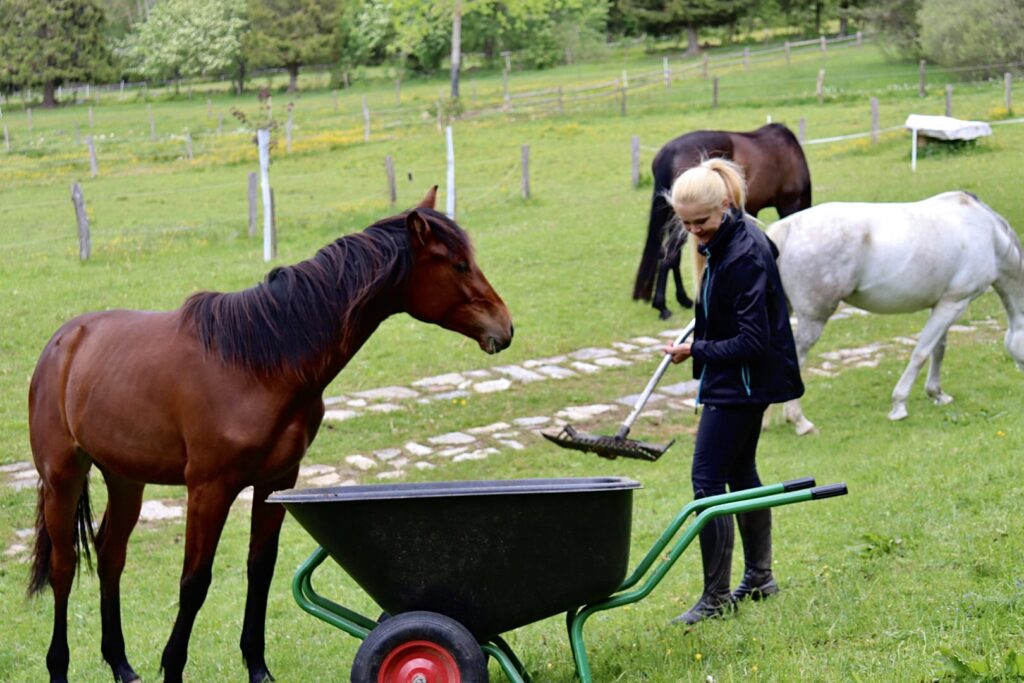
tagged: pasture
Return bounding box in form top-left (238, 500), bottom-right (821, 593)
top-left (2, 42), bottom-right (1023, 681)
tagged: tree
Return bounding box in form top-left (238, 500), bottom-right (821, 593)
top-left (0, 0), bottom-right (111, 107)
top-left (616, 0), bottom-right (754, 54)
top-left (247, 0), bottom-right (339, 93)
top-left (857, 0), bottom-right (920, 57)
top-left (122, 0), bottom-right (247, 92)
top-left (918, 0), bottom-right (1024, 67)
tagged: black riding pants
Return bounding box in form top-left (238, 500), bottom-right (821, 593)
top-left (691, 403), bottom-right (769, 499)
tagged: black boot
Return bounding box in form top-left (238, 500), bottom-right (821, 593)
top-left (732, 508), bottom-right (778, 601)
top-left (673, 514), bottom-right (736, 625)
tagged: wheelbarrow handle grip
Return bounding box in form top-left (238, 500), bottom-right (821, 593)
top-left (782, 477), bottom-right (816, 491)
top-left (811, 483), bottom-right (848, 499)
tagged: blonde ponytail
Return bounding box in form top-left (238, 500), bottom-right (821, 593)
top-left (665, 157), bottom-right (747, 214)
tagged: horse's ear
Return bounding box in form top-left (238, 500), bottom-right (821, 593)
top-left (417, 186), bottom-right (438, 209)
top-left (406, 209), bottom-right (432, 246)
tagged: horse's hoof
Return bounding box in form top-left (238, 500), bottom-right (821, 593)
top-left (795, 419), bottom-right (818, 436)
top-left (678, 297), bottom-right (694, 309)
top-left (930, 392), bottom-right (954, 406)
top-left (659, 309), bottom-right (673, 320)
top-left (888, 406), bottom-right (908, 421)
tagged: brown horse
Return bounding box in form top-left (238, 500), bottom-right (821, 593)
top-left (27, 188), bottom-right (513, 683)
top-left (633, 123), bottom-right (812, 319)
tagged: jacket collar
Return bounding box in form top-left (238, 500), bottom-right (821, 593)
top-left (697, 207), bottom-right (744, 255)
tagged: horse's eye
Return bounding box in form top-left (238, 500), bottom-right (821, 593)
top-left (454, 261), bottom-right (470, 273)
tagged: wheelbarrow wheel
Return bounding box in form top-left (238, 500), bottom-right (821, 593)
top-left (351, 611), bottom-right (488, 683)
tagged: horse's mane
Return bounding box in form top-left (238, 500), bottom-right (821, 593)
top-left (181, 208), bottom-right (471, 379)
top-left (967, 193), bottom-right (1024, 280)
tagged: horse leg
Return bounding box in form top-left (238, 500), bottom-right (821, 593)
top-left (239, 469), bottom-right (299, 683)
top-left (95, 471), bottom-right (144, 683)
top-left (160, 481), bottom-right (238, 683)
top-left (783, 314), bottom-right (828, 436)
top-left (890, 300), bottom-right (969, 421)
top-left (925, 331), bottom-right (955, 406)
top-left (38, 453), bottom-right (92, 683)
top-left (653, 258), bottom-right (673, 320)
top-left (671, 256), bottom-right (693, 310)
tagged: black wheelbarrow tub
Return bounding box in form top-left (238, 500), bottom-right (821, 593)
top-left (270, 476), bottom-right (640, 640)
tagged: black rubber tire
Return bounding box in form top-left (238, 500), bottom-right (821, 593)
top-left (350, 611), bottom-right (488, 683)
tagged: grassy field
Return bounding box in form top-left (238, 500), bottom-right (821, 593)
top-left (1, 41), bottom-right (1023, 681)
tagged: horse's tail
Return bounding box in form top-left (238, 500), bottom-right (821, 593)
top-left (27, 476), bottom-right (95, 597)
top-left (634, 187), bottom-right (674, 301)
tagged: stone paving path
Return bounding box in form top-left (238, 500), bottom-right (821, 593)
top-left (2, 309), bottom-right (998, 558)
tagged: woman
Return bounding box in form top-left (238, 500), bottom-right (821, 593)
top-left (662, 158), bottom-right (804, 624)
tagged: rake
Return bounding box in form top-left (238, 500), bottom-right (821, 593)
top-left (543, 320), bottom-right (695, 461)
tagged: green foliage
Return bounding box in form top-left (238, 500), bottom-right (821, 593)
top-left (119, 0), bottom-right (247, 82)
top-left (937, 646), bottom-right (1024, 681)
top-left (0, 0), bottom-right (111, 101)
top-left (617, 0), bottom-right (755, 37)
top-left (845, 532), bottom-right (904, 557)
top-left (918, 0), bottom-right (1024, 68)
top-left (246, 0), bottom-right (340, 88)
top-left (858, 0), bottom-right (921, 58)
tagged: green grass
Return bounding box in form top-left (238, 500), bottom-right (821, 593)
top-left (2, 42), bottom-right (1024, 681)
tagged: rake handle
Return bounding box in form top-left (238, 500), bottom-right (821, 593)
top-left (616, 320), bottom-right (695, 440)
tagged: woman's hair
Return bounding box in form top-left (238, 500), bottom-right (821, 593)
top-left (665, 157), bottom-right (747, 214)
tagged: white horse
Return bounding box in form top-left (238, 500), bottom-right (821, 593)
top-left (767, 191), bottom-right (1024, 435)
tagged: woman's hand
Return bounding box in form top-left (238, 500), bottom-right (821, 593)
top-left (663, 342), bottom-right (693, 364)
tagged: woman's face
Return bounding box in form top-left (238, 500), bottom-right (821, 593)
top-left (677, 198), bottom-right (729, 245)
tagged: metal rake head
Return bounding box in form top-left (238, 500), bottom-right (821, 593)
top-left (542, 425), bottom-right (675, 462)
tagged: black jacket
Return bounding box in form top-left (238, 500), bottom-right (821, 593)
top-left (691, 209), bottom-right (804, 405)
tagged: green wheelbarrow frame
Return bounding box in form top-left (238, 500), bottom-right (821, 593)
top-left (288, 477), bottom-right (846, 682)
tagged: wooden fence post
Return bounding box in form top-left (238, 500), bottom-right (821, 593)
top-left (919, 60), bottom-right (927, 97)
top-left (343, 71), bottom-right (350, 89)
top-left (27, 107), bottom-right (32, 132)
top-left (286, 107), bottom-right (293, 153)
top-left (88, 106), bottom-right (93, 128)
top-left (384, 154), bottom-right (396, 206)
top-left (3, 124), bottom-right (9, 152)
top-left (945, 84), bottom-right (953, 117)
top-left (257, 128), bottom-right (274, 261)
top-left (702, 53), bottom-right (709, 78)
top-left (502, 70), bottom-right (510, 111)
top-left (149, 104), bottom-right (156, 140)
top-left (1006, 72), bottom-right (1013, 113)
top-left (520, 144), bottom-right (530, 199)
top-left (620, 82), bottom-right (627, 116)
top-left (86, 135), bottom-right (98, 177)
top-left (631, 135), bottom-right (640, 188)
top-left (557, 86), bottom-right (564, 115)
top-left (856, 30), bottom-right (863, 47)
top-left (798, 117), bottom-right (806, 143)
top-left (820, 35), bottom-right (827, 52)
top-left (817, 69), bottom-right (825, 104)
top-left (362, 97), bottom-right (370, 142)
top-left (870, 97), bottom-right (880, 143)
top-left (743, 47), bottom-right (750, 70)
top-left (663, 57), bottom-right (671, 88)
top-left (445, 126), bottom-right (456, 219)
top-left (247, 171), bottom-right (258, 238)
top-left (784, 41), bottom-right (791, 66)
top-left (71, 182), bottom-right (90, 261)
top-left (184, 130), bottom-right (193, 160)
top-left (713, 77), bottom-right (719, 109)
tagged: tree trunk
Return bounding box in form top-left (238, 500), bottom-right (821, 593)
top-left (42, 80), bottom-right (58, 108)
top-left (450, 0), bottom-right (462, 100)
top-left (287, 63), bottom-right (299, 93)
top-left (838, 0), bottom-right (850, 36)
top-left (685, 25), bottom-right (700, 56)
top-left (815, 1), bottom-right (823, 36)
top-left (236, 60), bottom-right (247, 95)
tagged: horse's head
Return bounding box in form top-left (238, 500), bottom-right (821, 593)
top-left (402, 188), bottom-right (513, 354)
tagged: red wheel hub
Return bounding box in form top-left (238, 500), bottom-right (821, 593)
top-left (378, 640), bottom-right (460, 683)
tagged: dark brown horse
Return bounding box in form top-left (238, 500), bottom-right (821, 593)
top-left (27, 188), bottom-right (513, 683)
top-left (633, 123), bottom-right (812, 319)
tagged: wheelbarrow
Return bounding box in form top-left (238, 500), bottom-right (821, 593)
top-left (268, 476), bottom-right (846, 682)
